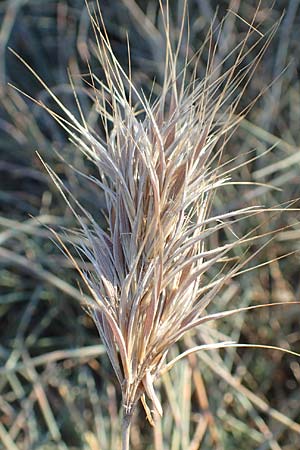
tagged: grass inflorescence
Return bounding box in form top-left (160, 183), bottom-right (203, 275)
top-left (1, 1), bottom-right (300, 449)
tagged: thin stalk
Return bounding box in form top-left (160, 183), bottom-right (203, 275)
top-left (122, 411), bottom-right (132, 450)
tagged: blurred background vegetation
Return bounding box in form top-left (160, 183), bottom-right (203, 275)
top-left (0, 0), bottom-right (299, 449)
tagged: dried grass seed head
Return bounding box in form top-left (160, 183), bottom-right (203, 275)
top-left (13, 3), bottom-right (281, 418)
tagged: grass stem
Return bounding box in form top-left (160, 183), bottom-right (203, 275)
top-left (122, 411), bottom-right (132, 450)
